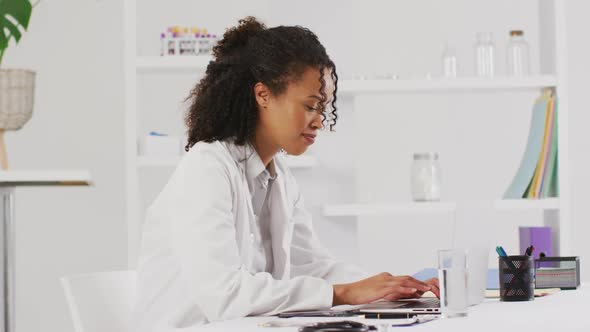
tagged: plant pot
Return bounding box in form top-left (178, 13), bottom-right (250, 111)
top-left (0, 69), bottom-right (36, 169)
top-left (0, 69), bottom-right (35, 129)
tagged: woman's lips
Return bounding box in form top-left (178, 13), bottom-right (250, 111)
top-left (302, 134), bottom-right (316, 144)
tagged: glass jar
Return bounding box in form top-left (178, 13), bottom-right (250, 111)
top-left (411, 152), bottom-right (441, 201)
top-left (474, 32), bottom-right (495, 77)
top-left (506, 30), bottom-right (530, 76)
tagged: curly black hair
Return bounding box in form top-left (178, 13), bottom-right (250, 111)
top-left (184, 16), bottom-right (338, 151)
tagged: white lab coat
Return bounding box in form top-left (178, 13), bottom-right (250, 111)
top-left (134, 140), bottom-right (367, 331)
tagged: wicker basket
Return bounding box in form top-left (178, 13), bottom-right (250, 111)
top-left (0, 69), bottom-right (36, 130)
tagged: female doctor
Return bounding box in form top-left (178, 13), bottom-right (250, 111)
top-left (134, 17), bottom-right (439, 331)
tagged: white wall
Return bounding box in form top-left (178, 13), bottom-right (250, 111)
top-left (3, 1), bottom-right (590, 331)
top-left (3, 1), bottom-right (126, 332)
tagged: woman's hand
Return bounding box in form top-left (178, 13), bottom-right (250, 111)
top-left (332, 272), bottom-right (434, 306)
top-left (414, 278), bottom-right (440, 299)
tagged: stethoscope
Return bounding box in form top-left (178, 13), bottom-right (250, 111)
top-left (299, 321), bottom-right (376, 332)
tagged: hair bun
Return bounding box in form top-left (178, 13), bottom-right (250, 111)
top-left (213, 16), bottom-right (266, 59)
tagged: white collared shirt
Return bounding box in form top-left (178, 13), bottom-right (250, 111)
top-left (242, 144), bottom-right (277, 274)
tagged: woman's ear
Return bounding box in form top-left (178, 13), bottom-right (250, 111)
top-left (254, 82), bottom-right (270, 109)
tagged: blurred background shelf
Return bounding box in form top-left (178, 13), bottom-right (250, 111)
top-left (323, 202), bottom-right (458, 216)
top-left (494, 198), bottom-right (560, 210)
top-left (136, 55), bottom-right (212, 71)
top-left (338, 75), bottom-right (558, 94)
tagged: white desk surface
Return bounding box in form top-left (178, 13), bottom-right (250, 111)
top-left (197, 285), bottom-right (589, 332)
top-left (0, 170), bottom-right (91, 186)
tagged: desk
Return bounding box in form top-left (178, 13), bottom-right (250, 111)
top-left (0, 171), bottom-right (91, 332)
top-left (198, 284), bottom-right (589, 332)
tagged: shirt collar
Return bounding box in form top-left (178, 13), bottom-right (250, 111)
top-left (223, 140), bottom-right (277, 190)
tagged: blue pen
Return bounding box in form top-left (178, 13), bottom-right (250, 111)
top-left (495, 246), bottom-right (504, 257)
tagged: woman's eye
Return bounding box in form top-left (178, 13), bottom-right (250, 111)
top-left (305, 105), bottom-right (317, 112)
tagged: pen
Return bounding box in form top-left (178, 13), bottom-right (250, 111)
top-left (525, 245), bottom-right (535, 256)
top-left (499, 246), bottom-right (508, 257)
top-left (496, 246), bottom-right (508, 257)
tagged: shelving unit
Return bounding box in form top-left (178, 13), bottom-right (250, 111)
top-left (494, 198), bottom-right (560, 210)
top-left (324, 1), bottom-right (571, 256)
top-left (322, 198), bottom-right (561, 217)
top-left (136, 55), bottom-right (213, 71)
top-left (323, 202), bottom-right (457, 217)
top-left (338, 75), bottom-right (557, 94)
top-left (124, 0), bottom-right (572, 267)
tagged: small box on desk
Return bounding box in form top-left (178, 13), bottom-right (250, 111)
top-left (535, 256), bottom-right (580, 290)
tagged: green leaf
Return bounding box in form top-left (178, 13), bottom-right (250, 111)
top-left (0, 31), bottom-right (7, 50)
top-left (2, 17), bottom-right (22, 42)
top-left (1, 0), bottom-right (33, 29)
top-left (0, 0), bottom-right (33, 49)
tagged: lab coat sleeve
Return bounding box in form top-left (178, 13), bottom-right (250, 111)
top-left (289, 177), bottom-right (370, 285)
top-left (168, 150), bottom-right (333, 322)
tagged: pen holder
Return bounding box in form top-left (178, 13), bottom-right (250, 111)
top-left (498, 255), bottom-right (534, 302)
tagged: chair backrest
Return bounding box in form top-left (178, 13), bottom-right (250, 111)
top-left (61, 270), bottom-right (137, 332)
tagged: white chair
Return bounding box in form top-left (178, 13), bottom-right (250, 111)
top-left (60, 270), bottom-right (137, 332)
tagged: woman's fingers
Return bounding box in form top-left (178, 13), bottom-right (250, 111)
top-left (425, 278), bottom-right (441, 298)
top-left (385, 276), bottom-right (431, 292)
top-left (382, 285), bottom-right (420, 301)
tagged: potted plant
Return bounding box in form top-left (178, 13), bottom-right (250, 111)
top-left (0, 0), bottom-right (34, 170)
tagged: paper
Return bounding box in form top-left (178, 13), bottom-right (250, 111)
top-left (504, 91), bottom-right (551, 198)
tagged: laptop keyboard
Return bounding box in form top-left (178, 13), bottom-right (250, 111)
top-left (361, 297), bottom-right (440, 310)
top-left (402, 298), bottom-right (440, 308)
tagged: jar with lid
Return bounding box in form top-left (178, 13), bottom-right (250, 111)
top-left (411, 152), bottom-right (441, 201)
top-left (506, 30), bottom-right (531, 76)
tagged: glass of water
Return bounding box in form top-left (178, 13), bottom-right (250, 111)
top-left (438, 249), bottom-right (468, 318)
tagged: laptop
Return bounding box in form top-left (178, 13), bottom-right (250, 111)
top-left (357, 297), bottom-right (441, 315)
top-left (276, 297), bottom-right (440, 318)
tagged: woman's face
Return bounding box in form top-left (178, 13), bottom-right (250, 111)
top-left (255, 67), bottom-right (335, 156)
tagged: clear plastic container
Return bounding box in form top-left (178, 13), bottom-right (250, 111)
top-left (442, 42), bottom-right (458, 78)
top-left (474, 32), bottom-right (495, 77)
top-left (411, 152), bottom-right (441, 201)
top-left (506, 30), bottom-right (530, 76)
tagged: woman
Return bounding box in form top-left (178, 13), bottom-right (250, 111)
top-left (134, 17), bottom-right (439, 331)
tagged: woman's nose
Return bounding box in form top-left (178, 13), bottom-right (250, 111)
top-left (311, 112), bottom-right (324, 130)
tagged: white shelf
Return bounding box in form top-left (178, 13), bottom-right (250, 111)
top-left (136, 55), bottom-right (212, 71)
top-left (323, 202), bottom-right (457, 216)
top-left (494, 198), bottom-right (560, 210)
top-left (0, 170), bottom-right (92, 186)
top-left (137, 155), bottom-right (317, 169)
top-left (338, 76), bottom-right (557, 94)
top-left (323, 199), bottom-right (560, 217)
